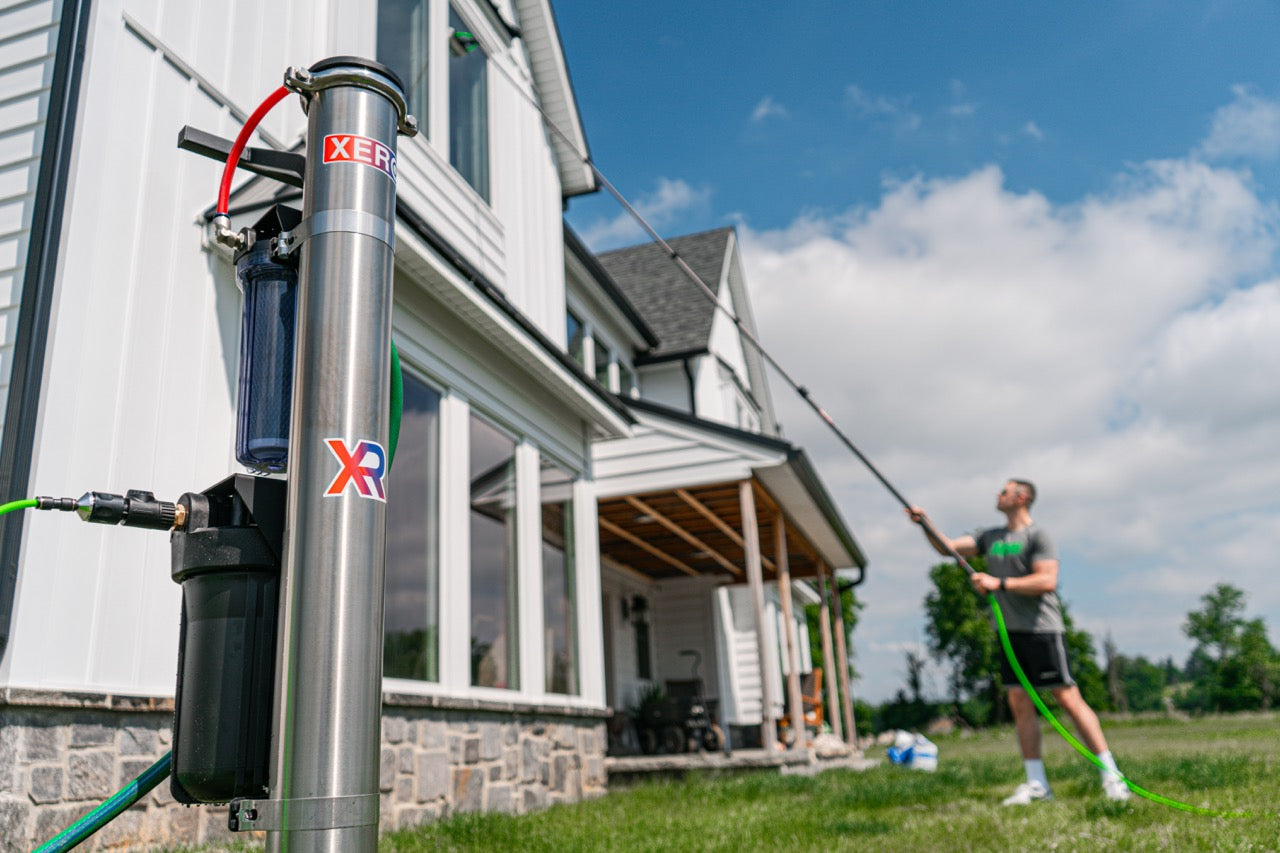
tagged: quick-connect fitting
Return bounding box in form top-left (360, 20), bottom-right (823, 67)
top-left (212, 214), bottom-right (246, 250)
top-left (75, 490), bottom-right (184, 531)
top-left (34, 496), bottom-right (77, 512)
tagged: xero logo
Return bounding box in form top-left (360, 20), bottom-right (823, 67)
top-left (324, 438), bottom-right (387, 502)
top-left (322, 133), bottom-right (397, 182)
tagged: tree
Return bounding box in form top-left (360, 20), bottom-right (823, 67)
top-left (1108, 654), bottom-right (1167, 712)
top-left (923, 558), bottom-right (1003, 725)
top-left (1061, 601), bottom-right (1109, 711)
top-left (1181, 583), bottom-right (1280, 712)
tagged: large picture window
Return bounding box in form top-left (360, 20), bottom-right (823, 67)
top-left (377, 0), bottom-right (430, 139)
top-left (469, 414), bottom-right (518, 688)
top-left (449, 6), bottom-right (490, 200)
top-left (383, 374), bottom-right (442, 681)
top-left (540, 460), bottom-right (577, 695)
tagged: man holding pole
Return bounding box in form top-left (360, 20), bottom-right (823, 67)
top-left (907, 479), bottom-right (1130, 805)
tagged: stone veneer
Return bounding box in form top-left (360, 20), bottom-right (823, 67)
top-left (0, 689), bottom-right (608, 852)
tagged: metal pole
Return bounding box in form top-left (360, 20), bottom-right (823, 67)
top-left (265, 58), bottom-right (413, 852)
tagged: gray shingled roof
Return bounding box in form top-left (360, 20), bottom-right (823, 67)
top-left (595, 227), bottom-right (733, 358)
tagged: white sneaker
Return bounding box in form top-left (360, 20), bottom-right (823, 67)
top-left (1102, 773), bottom-right (1131, 802)
top-left (1002, 780), bottom-right (1053, 806)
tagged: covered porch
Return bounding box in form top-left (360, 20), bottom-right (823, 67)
top-left (592, 400), bottom-right (867, 756)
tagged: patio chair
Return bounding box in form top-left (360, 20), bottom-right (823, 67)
top-left (778, 667), bottom-right (824, 734)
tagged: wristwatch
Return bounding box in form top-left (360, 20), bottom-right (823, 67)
top-left (999, 577), bottom-right (1007, 591)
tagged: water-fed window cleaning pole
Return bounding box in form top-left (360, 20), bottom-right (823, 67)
top-left (221, 58), bottom-right (416, 851)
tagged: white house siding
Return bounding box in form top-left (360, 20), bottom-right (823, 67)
top-left (2, 0), bottom-right (601, 701)
top-left (649, 575), bottom-right (722, 700)
top-left (713, 583), bottom-right (811, 726)
top-left (697, 281), bottom-right (755, 430)
top-left (0, 0), bottom-right (60, 447)
top-left (2, 0), bottom-right (329, 695)
top-left (636, 360), bottom-right (687, 412)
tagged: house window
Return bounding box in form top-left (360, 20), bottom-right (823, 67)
top-left (566, 309), bottom-right (586, 368)
top-left (377, 0), bottom-right (430, 139)
top-left (383, 374), bottom-right (442, 681)
top-left (593, 336), bottom-right (612, 389)
top-left (617, 361), bottom-right (636, 398)
top-left (469, 414), bottom-right (518, 688)
top-left (449, 5), bottom-right (489, 200)
top-left (540, 459), bottom-right (578, 695)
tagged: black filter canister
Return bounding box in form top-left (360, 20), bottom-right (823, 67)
top-left (169, 475), bottom-right (285, 804)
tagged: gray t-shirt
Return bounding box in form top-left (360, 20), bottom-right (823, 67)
top-left (973, 524), bottom-right (1064, 633)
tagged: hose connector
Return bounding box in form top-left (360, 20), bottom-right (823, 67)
top-left (76, 490), bottom-right (184, 531)
top-left (35, 496), bottom-right (78, 512)
top-left (212, 214), bottom-right (245, 250)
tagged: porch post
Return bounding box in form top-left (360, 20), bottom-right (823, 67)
top-left (815, 563), bottom-right (843, 741)
top-left (774, 512), bottom-right (806, 748)
top-left (738, 480), bottom-right (777, 750)
top-left (829, 574), bottom-right (858, 749)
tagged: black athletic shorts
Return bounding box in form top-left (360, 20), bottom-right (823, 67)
top-left (1000, 631), bottom-right (1076, 689)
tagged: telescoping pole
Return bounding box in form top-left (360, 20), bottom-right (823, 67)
top-left (258, 58), bottom-right (414, 853)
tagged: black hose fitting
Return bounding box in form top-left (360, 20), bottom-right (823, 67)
top-left (76, 490), bottom-right (180, 530)
top-left (35, 496), bottom-right (78, 512)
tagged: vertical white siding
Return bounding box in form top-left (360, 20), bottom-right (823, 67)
top-left (0, 0), bottom-right (59, 446)
top-left (2, 0), bottom-right (331, 694)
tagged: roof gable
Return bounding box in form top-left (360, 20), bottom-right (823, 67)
top-left (596, 227), bottom-right (733, 358)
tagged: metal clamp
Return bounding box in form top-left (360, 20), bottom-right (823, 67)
top-left (285, 65), bottom-right (418, 137)
top-left (276, 209), bottom-right (397, 256)
top-left (228, 793), bottom-right (379, 832)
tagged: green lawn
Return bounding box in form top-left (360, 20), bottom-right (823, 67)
top-left (170, 713), bottom-right (1280, 851)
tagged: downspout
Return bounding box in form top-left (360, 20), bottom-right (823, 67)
top-left (0, 0), bottom-right (94, 657)
top-left (682, 356), bottom-right (696, 415)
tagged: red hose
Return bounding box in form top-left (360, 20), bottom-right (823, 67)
top-left (216, 85), bottom-right (292, 216)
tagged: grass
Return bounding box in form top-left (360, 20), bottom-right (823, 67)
top-left (166, 713), bottom-right (1280, 852)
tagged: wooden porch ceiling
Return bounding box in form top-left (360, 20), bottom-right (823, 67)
top-left (597, 480), bottom-right (825, 582)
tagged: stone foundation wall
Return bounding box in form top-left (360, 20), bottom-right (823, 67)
top-left (0, 691), bottom-right (607, 851)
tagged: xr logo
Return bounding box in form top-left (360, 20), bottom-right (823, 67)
top-left (324, 438), bottom-right (387, 502)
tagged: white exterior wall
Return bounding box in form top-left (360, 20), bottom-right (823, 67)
top-left (599, 566), bottom-right (656, 710)
top-left (695, 280), bottom-right (755, 430)
top-left (4, 0), bottom-right (325, 694)
top-left (713, 582), bottom-right (809, 725)
top-left (636, 361), bottom-right (687, 412)
top-left (0, 0), bottom-right (62, 444)
top-left (649, 575), bottom-right (722, 700)
top-left (2, 0), bottom-right (606, 713)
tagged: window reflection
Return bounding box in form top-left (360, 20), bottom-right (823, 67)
top-left (377, 0), bottom-right (429, 140)
top-left (541, 460), bottom-right (577, 695)
top-left (383, 374), bottom-right (441, 681)
top-left (470, 415), bottom-right (518, 688)
top-left (449, 6), bottom-right (489, 200)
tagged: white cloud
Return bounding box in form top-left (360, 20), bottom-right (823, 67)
top-left (577, 178), bottom-right (712, 250)
top-left (738, 155), bottom-right (1280, 702)
top-left (751, 96), bottom-right (788, 123)
top-left (1023, 120), bottom-right (1045, 141)
top-left (1200, 85), bottom-right (1280, 161)
top-left (845, 84), bottom-right (921, 133)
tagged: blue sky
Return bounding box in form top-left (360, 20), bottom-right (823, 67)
top-left (554, 2), bottom-right (1280, 704)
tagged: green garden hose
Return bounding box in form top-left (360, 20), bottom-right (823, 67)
top-left (0, 498), bottom-right (36, 516)
top-left (32, 752), bottom-right (172, 852)
top-left (991, 593), bottom-right (1261, 818)
top-left (389, 338), bottom-right (402, 468)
